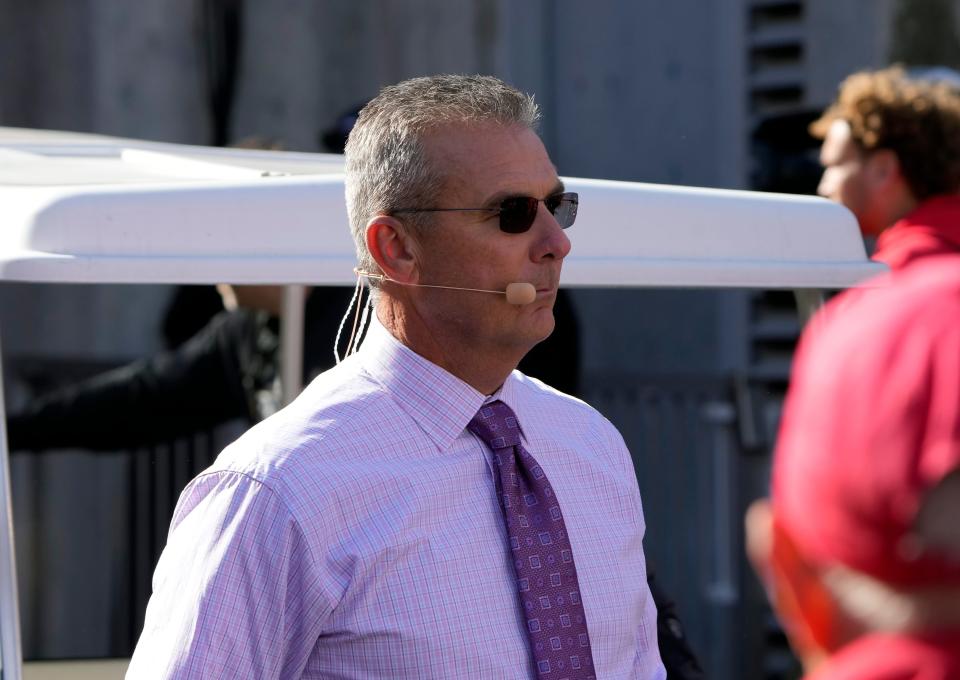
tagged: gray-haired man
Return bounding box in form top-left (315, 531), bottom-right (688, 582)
top-left (129, 74), bottom-right (665, 679)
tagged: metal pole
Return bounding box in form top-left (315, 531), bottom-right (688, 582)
top-left (701, 400), bottom-right (738, 606)
top-left (793, 288), bottom-right (826, 327)
top-left (0, 327), bottom-right (23, 680)
top-left (280, 285), bottom-right (306, 406)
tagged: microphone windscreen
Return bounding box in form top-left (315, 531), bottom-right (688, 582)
top-left (505, 282), bottom-right (537, 305)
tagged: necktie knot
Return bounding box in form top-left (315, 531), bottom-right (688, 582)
top-left (467, 400), bottom-right (522, 450)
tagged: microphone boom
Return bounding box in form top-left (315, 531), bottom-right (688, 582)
top-left (355, 269), bottom-right (538, 306)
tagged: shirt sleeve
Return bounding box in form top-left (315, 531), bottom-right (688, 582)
top-left (127, 470), bottom-right (333, 679)
top-left (599, 414), bottom-right (647, 529)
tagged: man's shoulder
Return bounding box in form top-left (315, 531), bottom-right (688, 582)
top-left (211, 358), bottom-right (401, 479)
top-left (818, 253), bottom-right (960, 333)
top-left (510, 371), bottom-right (617, 434)
top-left (509, 371), bottom-right (634, 480)
top-left (512, 369), bottom-right (589, 406)
top-left (282, 355), bottom-right (394, 427)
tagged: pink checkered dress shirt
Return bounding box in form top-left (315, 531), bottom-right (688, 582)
top-left (127, 317), bottom-right (665, 679)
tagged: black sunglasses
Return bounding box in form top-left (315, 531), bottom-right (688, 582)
top-left (393, 191), bottom-right (578, 234)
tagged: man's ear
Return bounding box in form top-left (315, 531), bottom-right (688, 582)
top-left (866, 149), bottom-right (902, 188)
top-left (365, 215), bottom-right (420, 285)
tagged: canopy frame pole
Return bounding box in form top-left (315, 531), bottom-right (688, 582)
top-left (793, 288), bottom-right (827, 327)
top-left (280, 285), bottom-right (306, 406)
top-left (0, 325), bottom-right (24, 680)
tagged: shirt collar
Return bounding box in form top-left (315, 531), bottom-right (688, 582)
top-left (358, 314), bottom-right (490, 452)
top-left (485, 371), bottom-right (529, 442)
top-left (489, 371), bottom-right (523, 418)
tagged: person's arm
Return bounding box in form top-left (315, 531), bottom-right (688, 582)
top-left (7, 310), bottom-right (267, 452)
top-left (126, 469), bottom-right (332, 679)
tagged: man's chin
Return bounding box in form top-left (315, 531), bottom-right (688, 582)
top-left (526, 312), bottom-right (557, 346)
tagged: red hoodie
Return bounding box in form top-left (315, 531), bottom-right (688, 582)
top-left (804, 632), bottom-right (960, 680)
top-left (874, 195), bottom-right (960, 271)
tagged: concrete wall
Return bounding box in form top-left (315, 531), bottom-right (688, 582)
top-left (0, 0), bottom-right (211, 143)
top-left (805, 0), bottom-right (897, 106)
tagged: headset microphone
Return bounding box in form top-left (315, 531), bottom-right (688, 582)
top-left (503, 282), bottom-right (537, 305)
top-left (354, 270), bottom-right (537, 306)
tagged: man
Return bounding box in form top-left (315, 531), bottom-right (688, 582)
top-left (811, 66), bottom-right (960, 270)
top-left (746, 255), bottom-right (960, 678)
top-left (128, 75), bottom-right (665, 678)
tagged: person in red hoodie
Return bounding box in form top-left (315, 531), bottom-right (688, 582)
top-left (746, 255), bottom-right (960, 679)
top-left (812, 67), bottom-right (960, 271)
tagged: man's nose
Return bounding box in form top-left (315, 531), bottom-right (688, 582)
top-left (816, 170), bottom-right (832, 199)
top-left (537, 204), bottom-right (572, 260)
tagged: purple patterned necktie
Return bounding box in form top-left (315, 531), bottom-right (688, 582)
top-left (468, 400), bottom-right (595, 679)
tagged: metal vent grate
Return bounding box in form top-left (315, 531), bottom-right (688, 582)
top-left (745, 3), bottom-right (808, 677)
top-left (749, 0), bottom-right (806, 119)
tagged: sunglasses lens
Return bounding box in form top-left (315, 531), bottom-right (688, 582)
top-left (497, 193), bottom-right (578, 233)
top-left (548, 193), bottom-right (578, 229)
top-left (499, 196), bottom-right (539, 233)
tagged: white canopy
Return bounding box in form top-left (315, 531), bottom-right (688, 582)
top-left (0, 126), bottom-right (881, 287)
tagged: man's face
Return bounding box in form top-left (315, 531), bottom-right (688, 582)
top-left (409, 122), bottom-right (571, 358)
top-left (816, 119), bottom-right (887, 236)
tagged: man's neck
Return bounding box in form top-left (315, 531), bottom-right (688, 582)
top-left (376, 299), bottom-right (521, 396)
top-left (881, 188), bottom-right (919, 232)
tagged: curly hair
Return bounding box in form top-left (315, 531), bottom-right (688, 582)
top-left (810, 66), bottom-right (960, 200)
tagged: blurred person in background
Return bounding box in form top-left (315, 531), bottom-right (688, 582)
top-left (7, 279), bottom-right (580, 452)
top-left (6, 284), bottom-right (350, 451)
top-left (812, 66), bottom-right (960, 270)
top-left (746, 255), bottom-right (960, 679)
